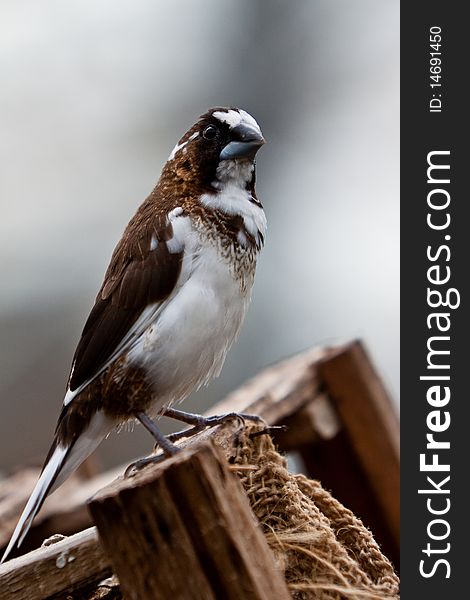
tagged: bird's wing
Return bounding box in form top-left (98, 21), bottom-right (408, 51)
top-left (66, 201), bottom-right (186, 398)
top-left (0, 202), bottom-right (190, 563)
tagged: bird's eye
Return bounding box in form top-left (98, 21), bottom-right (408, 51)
top-left (203, 125), bottom-right (218, 140)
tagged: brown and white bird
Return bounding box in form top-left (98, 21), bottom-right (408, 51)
top-left (2, 107), bottom-right (266, 562)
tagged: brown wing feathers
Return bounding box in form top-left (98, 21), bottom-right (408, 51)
top-left (68, 200), bottom-right (183, 392)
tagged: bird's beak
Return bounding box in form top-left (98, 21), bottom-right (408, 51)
top-left (219, 124), bottom-right (266, 161)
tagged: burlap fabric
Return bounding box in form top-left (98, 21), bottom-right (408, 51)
top-left (229, 425), bottom-right (399, 599)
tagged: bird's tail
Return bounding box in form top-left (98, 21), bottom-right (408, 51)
top-left (1, 411), bottom-right (112, 564)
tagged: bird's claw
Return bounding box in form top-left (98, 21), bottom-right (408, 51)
top-left (203, 412), bottom-right (263, 429)
top-left (124, 453), bottom-right (166, 477)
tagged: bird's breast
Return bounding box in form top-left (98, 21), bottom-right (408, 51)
top-left (127, 225), bottom-right (258, 411)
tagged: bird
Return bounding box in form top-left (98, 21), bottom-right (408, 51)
top-left (1, 107), bottom-right (266, 563)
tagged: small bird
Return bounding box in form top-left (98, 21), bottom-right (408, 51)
top-left (1, 107), bottom-right (266, 562)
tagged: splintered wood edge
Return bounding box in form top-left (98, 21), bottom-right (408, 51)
top-left (0, 528), bottom-right (110, 600)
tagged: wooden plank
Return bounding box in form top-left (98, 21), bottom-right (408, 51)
top-left (318, 340), bottom-right (400, 547)
top-left (0, 528), bottom-right (110, 600)
top-left (89, 441), bottom-right (291, 600)
top-left (274, 393), bottom-right (341, 450)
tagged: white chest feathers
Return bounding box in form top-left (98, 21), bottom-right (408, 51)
top-left (200, 160), bottom-right (267, 250)
top-left (129, 235), bottom-right (253, 410)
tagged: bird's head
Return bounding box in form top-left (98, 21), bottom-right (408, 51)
top-left (162, 107), bottom-right (265, 194)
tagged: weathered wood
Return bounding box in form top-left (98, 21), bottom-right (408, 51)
top-left (318, 340), bottom-right (400, 548)
top-left (2, 341), bottom-right (400, 597)
top-left (0, 528), bottom-right (110, 600)
top-left (89, 441), bottom-right (291, 600)
top-left (0, 345), bottom-right (324, 597)
top-left (274, 393), bottom-right (341, 450)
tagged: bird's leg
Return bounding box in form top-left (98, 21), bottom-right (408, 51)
top-left (162, 406), bottom-right (264, 430)
top-left (165, 421), bottom-right (284, 443)
top-left (126, 409), bottom-right (264, 477)
top-left (136, 411), bottom-right (179, 456)
top-left (125, 412), bottom-right (180, 477)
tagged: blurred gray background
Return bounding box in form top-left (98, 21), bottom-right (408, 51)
top-left (0, 0), bottom-right (399, 472)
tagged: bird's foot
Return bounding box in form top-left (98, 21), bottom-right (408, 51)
top-left (166, 425), bottom-right (203, 443)
top-left (125, 453), bottom-right (167, 477)
top-left (163, 407), bottom-right (264, 430)
top-left (126, 410), bottom-right (265, 477)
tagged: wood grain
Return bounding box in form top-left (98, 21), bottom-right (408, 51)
top-left (0, 528), bottom-right (110, 600)
top-left (89, 441), bottom-right (290, 600)
top-left (318, 340), bottom-right (400, 545)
